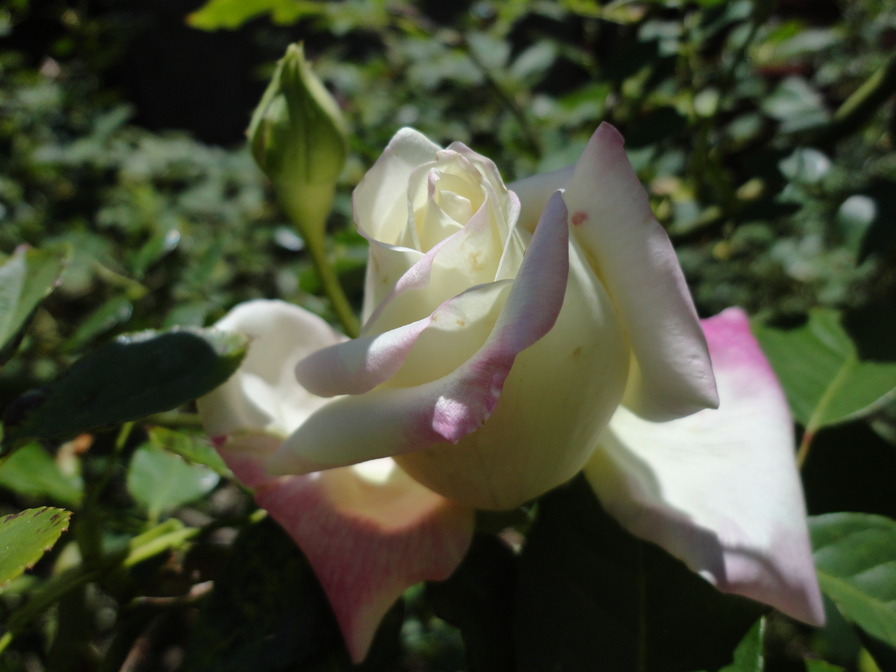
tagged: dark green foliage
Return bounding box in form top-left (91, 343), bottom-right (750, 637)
top-left (514, 476), bottom-right (761, 672)
top-left (2, 328), bottom-right (248, 449)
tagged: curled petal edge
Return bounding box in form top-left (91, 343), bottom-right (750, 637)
top-left (268, 192), bottom-right (570, 475)
top-left (585, 307), bottom-right (824, 626)
top-left (218, 434), bottom-right (475, 663)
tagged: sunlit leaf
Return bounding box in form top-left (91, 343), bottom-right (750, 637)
top-left (127, 444), bottom-right (219, 521)
top-left (0, 442), bottom-right (83, 506)
top-left (714, 618), bottom-right (765, 672)
top-left (810, 513), bottom-right (896, 649)
top-left (0, 507), bottom-right (71, 586)
top-left (1, 328), bottom-right (249, 450)
top-left (146, 426), bottom-right (230, 477)
top-left (753, 310), bottom-right (896, 431)
top-left (761, 77), bottom-right (830, 132)
top-left (187, 0), bottom-right (322, 30)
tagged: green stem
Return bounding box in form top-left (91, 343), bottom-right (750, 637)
top-left (143, 410), bottom-right (203, 428)
top-left (802, 51), bottom-right (896, 145)
top-left (303, 229), bottom-right (360, 338)
top-left (123, 523), bottom-right (199, 568)
top-left (796, 430), bottom-right (814, 469)
top-left (277, 184), bottom-right (360, 338)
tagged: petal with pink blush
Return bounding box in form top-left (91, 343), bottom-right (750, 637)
top-left (218, 439), bottom-right (474, 663)
top-left (585, 307), bottom-right (824, 626)
top-left (269, 192), bottom-right (569, 476)
top-left (297, 280), bottom-right (513, 398)
top-left (196, 300), bottom-right (345, 438)
top-left (563, 123), bottom-right (717, 421)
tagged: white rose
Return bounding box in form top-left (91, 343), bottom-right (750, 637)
top-left (198, 125), bottom-right (822, 662)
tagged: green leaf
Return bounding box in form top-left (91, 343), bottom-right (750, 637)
top-left (145, 426), bottom-right (231, 477)
top-left (1, 327), bottom-right (249, 450)
top-left (710, 618), bottom-right (765, 672)
top-left (127, 444), bottom-right (219, 522)
top-left (186, 0), bottom-right (321, 30)
top-left (0, 245), bottom-right (69, 365)
top-left (810, 513), bottom-right (896, 648)
top-left (804, 660), bottom-right (846, 672)
top-left (0, 442), bottom-right (83, 506)
top-left (513, 476), bottom-right (761, 672)
top-left (753, 310), bottom-right (896, 431)
top-left (0, 507), bottom-right (72, 586)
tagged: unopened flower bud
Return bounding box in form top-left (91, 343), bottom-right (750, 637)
top-left (249, 43), bottom-right (348, 238)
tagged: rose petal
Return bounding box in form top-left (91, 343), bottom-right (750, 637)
top-left (269, 192), bottom-right (570, 479)
top-left (584, 308), bottom-right (824, 625)
top-left (217, 438), bottom-right (474, 663)
top-left (512, 123), bottom-right (717, 421)
top-left (509, 165), bottom-right (575, 233)
top-left (297, 281), bottom-right (512, 398)
top-left (361, 150), bottom-right (523, 336)
top-left (355, 129), bottom-right (441, 322)
top-left (566, 123), bottom-right (717, 420)
top-left (396, 230), bottom-right (627, 509)
top-left (353, 127), bottom-right (442, 247)
top-left (196, 300), bottom-right (345, 438)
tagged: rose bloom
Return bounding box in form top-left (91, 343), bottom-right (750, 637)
top-left (198, 124), bottom-right (823, 661)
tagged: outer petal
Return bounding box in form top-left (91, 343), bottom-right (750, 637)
top-left (584, 308), bottom-right (824, 626)
top-left (514, 123), bottom-right (717, 421)
top-left (268, 192), bottom-right (570, 482)
top-left (396, 231), bottom-right (627, 509)
top-left (196, 298), bottom-right (475, 663)
top-left (196, 300), bottom-right (345, 438)
top-left (296, 281), bottom-right (511, 398)
top-left (218, 438), bottom-right (474, 663)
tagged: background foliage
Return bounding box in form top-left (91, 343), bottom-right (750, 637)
top-left (1, 0), bottom-right (895, 670)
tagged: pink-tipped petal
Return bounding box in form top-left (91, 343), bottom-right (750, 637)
top-left (563, 123), bottom-right (717, 420)
top-left (217, 439), bottom-right (474, 663)
top-left (295, 314), bottom-right (433, 397)
top-left (585, 308), bottom-right (824, 626)
top-left (196, 300), bottom-right (345, 438)
top-left (270, 193), bottom-right (570, 478)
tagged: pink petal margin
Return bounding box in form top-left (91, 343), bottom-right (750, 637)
top-left (268, 192), bottom-right (570, 475)
top-left (585, 307), bottom-right (825, 626)
top-left (565, 123), bottom-right (717, 421)
top-left (219, 438), bottom-right (474, 663)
